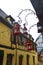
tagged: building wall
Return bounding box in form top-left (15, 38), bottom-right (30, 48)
top-left (16, 44), bottom-right (38, 65)
top-left (0, 22), bottom-right (16, 65)
top-left (0, 22), bottom-right (38, 65)
top-left (0, 45), bottom-right (38, 65)
top-left (0, 22), bottom-right (11, 46)
top-left (0, 47), bottom-right (16, 65)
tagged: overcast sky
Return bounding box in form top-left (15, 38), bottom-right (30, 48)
top-left (0, 0), bottom-right (40, 41)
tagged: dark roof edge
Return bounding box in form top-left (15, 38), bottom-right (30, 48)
top-left (0, 16), bottom-right (13, 29)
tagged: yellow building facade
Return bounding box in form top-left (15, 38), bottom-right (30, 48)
top-left (0, 16), bottom-right (38, 65)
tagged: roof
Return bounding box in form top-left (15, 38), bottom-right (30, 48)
top-left (30, 0), bottom-right (43, 20)
top-left (30, 0), bottom-right (43, 14)
top-left (0, 16), bottom-right (13, 29)
top-left (0, 9), bottom-right (7, 18)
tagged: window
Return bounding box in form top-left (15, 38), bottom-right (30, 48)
top-left (33, 56), bottom-right (35, 65)
top-left (10, 30), bottom-right (16, 44)
top-left (22, 37), bottom-right (27, 46)
top-left (27, 55), bottom-right (29, 65)
top-left (6, 54), bottom-right (13, 65)
top-left (16, 34), bottom-right (23, 45)
top-left (0, 50), bottom-right (4, 65)
top-left (16, 36), bottom-right (22, 45)
top-left (19, 55), bottom-right (23, 65)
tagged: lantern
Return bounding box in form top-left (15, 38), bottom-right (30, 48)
top-left (26, 41), bottom-right (32, 50)
top-left (14, 23), bottom-right (20, 35)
